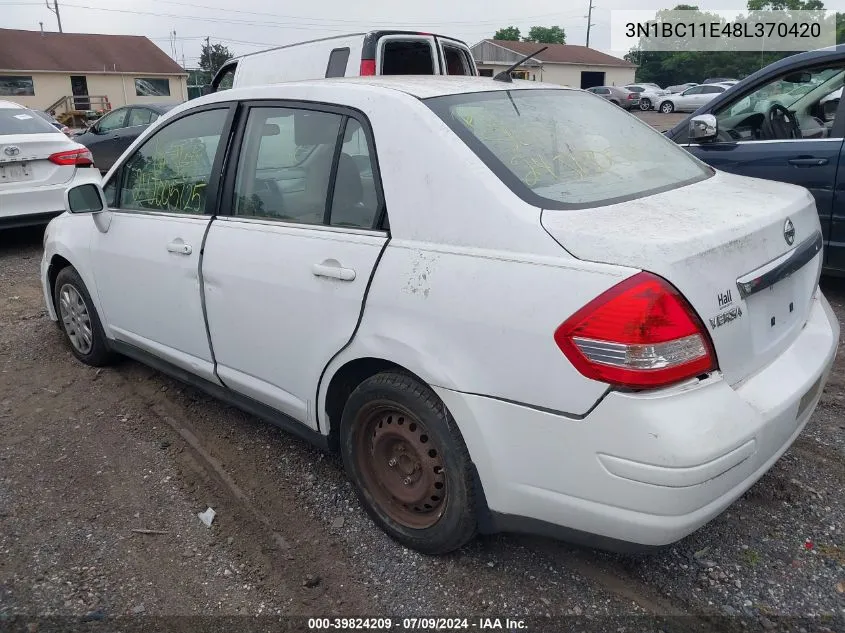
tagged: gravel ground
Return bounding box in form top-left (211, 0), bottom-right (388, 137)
top-left (1, 225), bottom-right (843, 632)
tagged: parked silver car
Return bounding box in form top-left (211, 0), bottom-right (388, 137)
top-left (657, 83), bottom-right (733, 113)
top-left (585, 85), bottom-right (640, 109)
top-left (624, 83), bottom-right (669, 111)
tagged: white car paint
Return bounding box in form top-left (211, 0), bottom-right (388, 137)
top-left (217, 32), bottom-right (477, 92)
top-left (41, 77), bottom-right (839, 550)
top-left (0, 100), bottom-right (101, 228)
top-left (658, 83), bottom-right (732, 113)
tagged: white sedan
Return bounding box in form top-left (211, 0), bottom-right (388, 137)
top-left (658, 83), bottom-right (733, 113)
top-left (0, 100), bottom-right (100, 229)
top-left (41, 77), bottom-right (838, 554)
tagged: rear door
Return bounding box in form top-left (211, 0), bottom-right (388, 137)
top-left (202, 102), bottom-right (388, 428)
top-left (437, 38), bottom-right (478, 76)
top-left (377, 34), bottom-right (440, 75)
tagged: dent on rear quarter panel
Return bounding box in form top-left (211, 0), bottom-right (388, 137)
top-left (329, 242), bottom-right (632, 416)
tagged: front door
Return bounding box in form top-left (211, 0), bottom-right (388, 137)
top-left (91, 106), bottom-right (233, 381)
top-left (70, 75), bottom-right (89, 110)
top-left (202, 103), bottom-right (388, 428)
top-left (682, 63), bottom-right (845, 270)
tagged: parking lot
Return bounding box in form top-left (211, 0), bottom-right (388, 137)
top-left (1, 220), bottom-right (844, 626)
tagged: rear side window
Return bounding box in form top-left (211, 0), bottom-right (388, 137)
top-left (326, 48), bottom-right (350, 78)
top-left (382, 40), bottom-right (434, 75)
top-left (0, 109), bottom-right (58, 134)
top-left (427, 89), bottom-right (710, 209)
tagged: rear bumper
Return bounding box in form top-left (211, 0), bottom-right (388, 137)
top-left (0, 168), bottom-right (99, 226)
top-left (437, 290), bottom-right (839, 548)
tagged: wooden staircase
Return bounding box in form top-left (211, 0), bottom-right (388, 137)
top-left (46, 95), bottom-right (111, 128)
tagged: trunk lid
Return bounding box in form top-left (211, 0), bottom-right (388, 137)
top-left (541, 171), bottom-right (823, 386)
top-left (0, 133), bottom-right (78, 190)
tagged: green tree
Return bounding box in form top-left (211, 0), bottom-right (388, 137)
top-left (493, 26), bottom-right (521, 41)
top-left (523, 26), bottom-right (566, 44)
top-left (747, 0), bottom-right (824, 9)
top-left (199, 42), bottom-right (234, 74)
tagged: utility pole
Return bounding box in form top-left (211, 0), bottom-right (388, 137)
top-left (45, 0), bottom-right (62, 33)
top-left (585, 0), bottom-right (595, 48)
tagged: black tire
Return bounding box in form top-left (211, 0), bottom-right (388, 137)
top-left (639, 98), bottom-right (652, 111)
top-left (53, 266), bottom-right (115, 367)
top-left (340, 371), bottom-right (478, 554)
top-left (660, 101), bottom-right (675, 114)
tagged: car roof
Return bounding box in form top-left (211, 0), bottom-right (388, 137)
top-left (200, 76), bottom-right (565, 103)
top-left (0, 100), bottom-right (25, 109)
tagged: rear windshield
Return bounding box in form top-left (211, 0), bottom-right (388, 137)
top-left (426, 89), bottom-right (711, 209)
top-left (0, 108), bottom-right (60, 135)
top-left (382, 41), bottom-right (434, 75)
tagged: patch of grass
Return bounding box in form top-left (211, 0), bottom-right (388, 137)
top-left (817, 543), bottom-right (845, 565)
top-left (740, 548), bottom-right (761, 566)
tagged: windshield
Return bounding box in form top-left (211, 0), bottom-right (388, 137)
top-left (426, 89), bottom-right (710, 209)
top-left (0, 108), bottom-right (60, 135)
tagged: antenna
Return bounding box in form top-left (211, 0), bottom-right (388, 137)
top-left (494, 46), bottom-right (547, 83)
top-left (585, 0), bottom-right (596, 48)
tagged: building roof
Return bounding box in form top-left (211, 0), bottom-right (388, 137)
top-left (476, 40), bottom-right (636, 68)
top-left (0, 29), bottom-right (186, 75)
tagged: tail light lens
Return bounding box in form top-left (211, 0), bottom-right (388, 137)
top-left (48, 148), bottom-right (93, 166)
top-left (627, 93), bottom-right (635, 100)
top-left (554, 272), bottom-right (717, 389)
top-left (360, 59), bottom-right (376, 76)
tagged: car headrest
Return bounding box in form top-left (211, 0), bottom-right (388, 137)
top-left (295, 112), bottom-right (337, 145)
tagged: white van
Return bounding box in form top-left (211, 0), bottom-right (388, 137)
top-left (209, 31), bottom-right (478, 92)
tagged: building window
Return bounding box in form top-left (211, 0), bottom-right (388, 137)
top-left (134, 78), bottom-right (171, 96)
top-left (511, 71), bottom-right (529, 80)
top-left (478, 69), bottom-right (494, 77)
top-left (0, 76), bottom-right (34, 96)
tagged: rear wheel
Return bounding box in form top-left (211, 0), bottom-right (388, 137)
top-left (660, 101), bottom-right (675, 114)
top-left (54, 266), bottom-right (115, 367)
top-left (639, 98), bottom-right (652, 111)
top-left (340, 371), bottom-right (478, 554)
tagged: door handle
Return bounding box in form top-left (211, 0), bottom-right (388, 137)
top-left (312, 260), bottom-right (356, 281)
top-left (788, 157), bottom-right (828, 167)
top-left (166, 241), bottom-right (192, 255)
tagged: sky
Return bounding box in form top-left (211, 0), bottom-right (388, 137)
top-left (4, 0), bottom-right (845, 67)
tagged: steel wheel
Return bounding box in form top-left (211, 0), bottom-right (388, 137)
top-left (58, 283), bottom-right (93, 354)
top-left (354, 402), bottom-right (447, 529)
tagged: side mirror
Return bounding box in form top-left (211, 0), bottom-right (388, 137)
top-left (689, 114), bottom-right (718, 142)
top-left (65, 182), bottom-right (106, 215)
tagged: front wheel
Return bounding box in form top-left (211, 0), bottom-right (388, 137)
top-left (660, 101), bottom-right (675, 114)
top-left (54, 266), bottom-right (115, 367)
top-left (340, 371), bottom-right (478, 554)
top-left (639, 98), bottom-right (651, 111)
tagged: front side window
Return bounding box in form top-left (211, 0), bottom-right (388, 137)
top-left (135, 78), bottom-right (171, 97)
top-left (427, 89), bottom-right (710, 209)
top-left (715, 65), bottom-right (845, 141)
top-left (95, 109), bottom-right (128, 133)
top-left (682, 86), bottom-right (703, 96)
top-left (0, 75), bottom-right (34, 96)
top-left (381, 40), bottom-right (434, 75)
top-left (119, 108), bottom-right (227, 214)
top-left (626, 86), bottom-right (644, 93)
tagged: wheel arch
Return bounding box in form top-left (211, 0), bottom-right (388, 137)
top-left (47, 253), bottom-right (73, 313)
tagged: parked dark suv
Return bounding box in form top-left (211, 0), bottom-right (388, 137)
top-left (666, 45), bottom-right (845, 274)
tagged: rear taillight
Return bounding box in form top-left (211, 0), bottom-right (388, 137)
top-left (627, 93), bottom-right (635, 100)
top-left (554, 272), bottom-right (716, 389)
top-left (360, 59), bottom-right (376, 76)
top-left (48, 148), bottom-right (93, 166)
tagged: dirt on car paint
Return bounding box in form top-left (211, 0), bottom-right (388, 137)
top-left (1, 226), bottom-right (843, 630)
